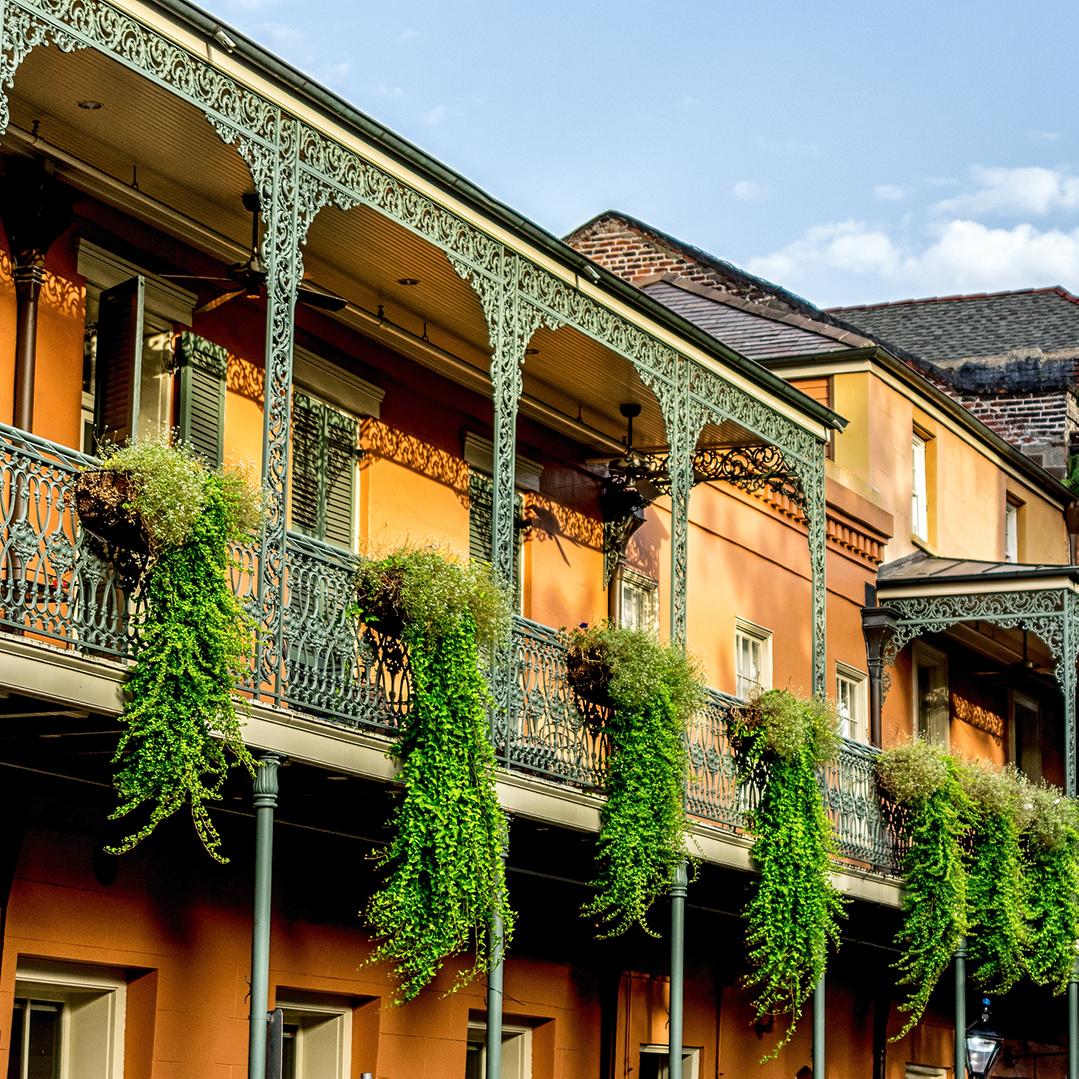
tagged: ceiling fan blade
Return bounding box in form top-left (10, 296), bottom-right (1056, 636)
top-left (160, 274), bottom-right (234, 283)
top-left (195, 288), bottom-right (246, 314)
top-left (298, 281), bottom-right (347, 312)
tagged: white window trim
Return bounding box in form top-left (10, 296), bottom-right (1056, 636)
top-left (912, 640), bottom-right (949, 748)
top-left (911, 432), bottom-right (928, 540)
top-left (294, 345), bottom-right (383, 420)
top-left (462, 432), bottom-right (543, 492)
top-left (1004, 498), bottom-right (1020, 563)
top-left (620, 568), bottom-right (659, 636)
top-left (735, 617), bottom-right (773, 699)
top-left (275, 994), bottom-right (353, 1079)
top-left (835, 662), bottom-right (868, 744)
top-left (13, 961), bottom-right (127, 1079)
top-left (640, 1043), bottom-right (701, 1079)
top-left (467, 1020), bottom-right (532, 1077)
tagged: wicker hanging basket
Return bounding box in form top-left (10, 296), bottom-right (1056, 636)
top-left (74, 470), bottom-right (149, 556)
top-left (353, 568), bottom-right (408, 640)
top-left (565, 636), bottom-right (615, 711)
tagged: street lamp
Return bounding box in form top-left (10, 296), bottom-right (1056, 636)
top-left (965, 997), bottom-right (1004, 1079)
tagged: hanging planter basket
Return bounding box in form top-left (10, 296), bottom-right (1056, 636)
top-left (353, 567), bottom-right (408, 640)
top-left (75, 469), bottom-right (150, 558)
top-left (565, 636), bottom-right (615, 729)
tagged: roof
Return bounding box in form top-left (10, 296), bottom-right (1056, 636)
top-left (829, 288), bottom-right (1079, 364)
top-left (877, 550), bottom-right (1079, 589)
top-left (639, 277), bottom-right (870, 361)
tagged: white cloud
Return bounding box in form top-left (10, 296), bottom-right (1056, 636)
top-left (399, 28), bottom-right (420, 42)
top-left (731, 180), bottom-right (768, 202)
top-left (873, 183), bottom-right (907, 201)
top-left (935, 166), bottom-right (1079, 217)
top-left (424, 104), bottom-right (449, 126)
top-left (376, 83), bottom-right (405, 99)
top-left (1027, 129), bottom-right (1061, 142)
top-left (747, 217), bottom-right (1079, 302)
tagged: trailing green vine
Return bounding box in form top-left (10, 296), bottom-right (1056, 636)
top-left (963, 763), bottom-right (1027, 993)
top-left (87, 439), bottom-right (264, 862)
top-left (877, 741), bottom-right (971, 1038)
top-left (729, 689), bottom-right (844, 1056)
top-left (565, 624), bottom-right (702, 938)
top-left (1022, 780), bottom-right (1079, 993)
top-left (353, 548), bottom-right (513, 1004)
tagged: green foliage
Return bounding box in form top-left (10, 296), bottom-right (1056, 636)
top-left (729, 689), bottom-right (844, 1056)
top-left (877, 742), bottom-right (970, 1038)
top-left (1022, 781), bottom-right (1079, 993)
top-left (99, 435), bottom-right (209, 555)
top-left (108, 472), bottom-right (259, 861)
top-left (354, 546), bottom-right (510, 651)
top-left (357, 549), bottom-right (513, 1004)
top-left (567, 624), bottom-right (703, 937)
top-left (962, 763), bottom-right (1027, 993)
top-left (1065, 454), bottom-right (1079, 496)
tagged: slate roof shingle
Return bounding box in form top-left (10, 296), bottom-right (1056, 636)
top-left (829, 288), bottom-right (1079, 364)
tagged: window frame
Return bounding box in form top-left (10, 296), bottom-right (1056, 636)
top-left (912, 640), bottom-right (949, 747)
top-left (10, 961), bottom-right (127, 1079)
top-left (1004, 495), bottom-right (1022, 564)
top-left (274, 994), bottom-right (353, 1079)
top-left (734, 618), bottom-right (773, 699)
top-left (911, 431), bottom-right (929, 540)
top-left (466, 1020), bottom-right (532, 1079)
top-left (620, 568), bottom-right (659, 636)
top-left (835, 662), bottom-right (868, 743)
top-left (638, 1043), bottom-right (702, 1079)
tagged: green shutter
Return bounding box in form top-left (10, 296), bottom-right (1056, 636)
top-left (323, 407), bottom-right (358, 550)
top-left (174, 332), bottom-right (227, 467)
top-left (291, 393), bottom-right (321, 538)
top-left (290, 392), bottom-right (357, 550)
top-left (93, 276), bottom-right (144, 448)
top-left (468, 469), bottom-right (522, 603)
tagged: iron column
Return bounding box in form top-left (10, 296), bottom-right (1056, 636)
top-left (1070, 960), bottom-right (1078, 1079)
top-left (249, 754), bottom-right (281, 1079)
top-left (486, 841), bottom-right (509, 1079)
top-left (669, 860), bottom-right (688, 1079)
top-left (813, 971), bottom-right (825, 1076)
top-left (955, 936), bottom-right (967, 1079)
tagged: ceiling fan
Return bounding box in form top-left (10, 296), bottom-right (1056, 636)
top-left (163, 192), bottom-right (347, 315)
top-left (601, 402), bottom-right (667, 504)
top-left (970, 628), bottom-right (1055, 683)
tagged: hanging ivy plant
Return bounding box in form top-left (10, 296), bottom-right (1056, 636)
top-left (353, 548), bottom-right (513, 1004)
top-left (564, 623), bottom-right (702, 938)
top-left (876, 740), bottom-right (971, 1038)
top-left (962, 763), bottom-right (1028, 993)
top-left (1022, 780), bottom-right (1079, 993)
top-left (79, 438), bottom-right (265, 862)
top-left (729, 688), bottom-right (844, 1056)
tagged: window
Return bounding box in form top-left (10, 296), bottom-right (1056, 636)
top-left (620, 570), bottom-right (658, 635)
top-left (7, 962), bottom-right (126, 1079)
top-left (638, 1045), bottom-right (701, 1079)
top-left (911, 432), bottom-right (928, 540)
top-left (912, 641), bottom-right (949, 746)
top-left (836, 664), bottom-right (868, 742)
top-left (465, 1022), bottom-right (531, 1079)
top-left (1004, 498), bottom-right (1021, 563)
top-left (290, 392), bottom-right (360, 551)
top-left (735, 619), bottom-right (772, 698)
top-left (1009, 691), bottom-right (1042, 781)
top-left (273, 995), bottom-right (352, 1079)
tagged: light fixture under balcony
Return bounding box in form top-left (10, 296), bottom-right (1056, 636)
top-left (397, 277), bottom-right (420, 286)
top-left (76, 99), bottom-right (103, 110)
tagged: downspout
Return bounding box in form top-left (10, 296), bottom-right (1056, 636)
top-left (861, 600), bottom-right (897, 748)
top-left (249, 754), bottom-right (282, 1079)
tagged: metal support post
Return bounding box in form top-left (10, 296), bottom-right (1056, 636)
top-left (862, 606), bottom-right (898, 748)
top-left (486, 841), bottom-right (509, 1079)
top-left (248, 754), bottom-right (281, 1079)
top-left (813, 971), bottom-right (825, 1076)
top-left (669, 861), bottom-right (688, 1079)
top-left (1070, 960), bottom-right (1078, 1079)
top-left (955, 936), bottom-right (967, 1079)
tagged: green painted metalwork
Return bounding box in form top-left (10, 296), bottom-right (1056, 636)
top-left (882, 588), bottom-right (1079, 795)
top-left (813, 972), bottom-right (825, 1077)
top-left (250, 753), bottom-right (281, 1079)
top-left (955, 937), bottom-right (967, 1079)
top-left (669, 860), bottom-right (688, 1079)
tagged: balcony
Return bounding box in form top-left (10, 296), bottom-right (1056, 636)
top-left (0, 421), bottom-right (897, 876)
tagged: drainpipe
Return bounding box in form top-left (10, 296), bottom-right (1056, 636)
top-left (861, 604), bottom-right (897, 748)
top-left (955, 937), bottom-right (967, 1079)
top-left (813, 972), bottom-right (825, 1076)
top-left (669, 861), bottom-right (688, 1079)
top-left (249, 754), bottom-right (282, 1079)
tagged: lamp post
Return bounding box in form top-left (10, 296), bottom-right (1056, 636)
top-left (965, 997), bottom-right (1004, 1079)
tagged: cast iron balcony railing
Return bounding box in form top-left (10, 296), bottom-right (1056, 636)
top-left (0, 423), bottom-right (898, 874)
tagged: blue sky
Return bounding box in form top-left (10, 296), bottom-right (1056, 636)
top-left (212, 0), bottom-right (1075, 307)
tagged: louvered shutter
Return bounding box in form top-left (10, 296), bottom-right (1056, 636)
top-left (468, 469), bottom-right (522, 602)
top-left (174, 332), bottom-right (227, 467)
top-left (323, 407), bottom-right (358, 549)
top-left (93, 276), bottom-right (144, 448)
top-left (290, 393), bottom-right (321, 538)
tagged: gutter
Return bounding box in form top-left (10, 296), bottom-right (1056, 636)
top-left (143, 0), bottom-right (844, 436)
